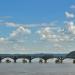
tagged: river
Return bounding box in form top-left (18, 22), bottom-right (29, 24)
top-left (0, 63), bottom-right (75, 75)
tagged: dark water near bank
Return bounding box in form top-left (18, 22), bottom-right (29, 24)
top-left (0, 63), bottom-right (75, 75)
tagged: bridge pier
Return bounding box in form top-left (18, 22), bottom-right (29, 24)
top-left (60, 57), bottom-right (64, 63)
top-left (13, 57), bottom-right (17, 63)
top-left (14, 59), bottom-right (16, 63)
top-left (28, 57), bottom-right (32, 63)
top-left (29, 59), bottom-right (31, 63)
top-left (55, 57), bottom-right (63, 64)
top-left (0, 60), bottom-right (1, 63)
top-left (73, 59), bottom-right (75, 64)
top-left (0, 57), bottom-right (1, 63)
top-left (44, 59), bottom-right (47, 63)
top-left (58, 59), bottom-right (63, 63)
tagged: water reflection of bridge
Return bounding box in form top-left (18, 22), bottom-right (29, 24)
top-left (0, 51), bottom-right (75, 63)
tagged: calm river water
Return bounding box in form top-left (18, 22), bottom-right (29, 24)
top-left (0, 63), bottom-right (75, 75)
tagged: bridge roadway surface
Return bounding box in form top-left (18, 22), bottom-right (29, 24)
top-left (0, 51), bottom-right (75, 63)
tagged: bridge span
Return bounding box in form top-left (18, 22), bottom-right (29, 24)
top-left (0, 51), bottom-right (75, 63)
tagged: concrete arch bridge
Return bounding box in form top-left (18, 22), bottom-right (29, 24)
top-left (0, 51), bottom-right (75, 63)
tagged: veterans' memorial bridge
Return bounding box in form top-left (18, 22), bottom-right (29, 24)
top-left (0, 51), bottom-right (75, 63)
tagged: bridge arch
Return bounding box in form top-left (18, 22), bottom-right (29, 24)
top-left (31, 57), bottom-right (45, 63)
top-left (47, 58), bottom-right (57, 63)
top-left (16, 58), bottom-right (29, 63)
top-left (1, 57), bottom-right (14, 63)
top-left (63, 58), bottom-right (74, 63)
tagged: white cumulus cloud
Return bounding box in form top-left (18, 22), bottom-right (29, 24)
top-left (37, 26), bottom-right (74, 43)
top-left (65, 11), bottom-right (75, 18)
top-left (0, 22), bottom-right (17, 27)
top-left (66, 21), bottom-right (75, 34)
top-left (10, 26), bottom-right (31, 37)
top-left (5, 22), bottom-right (16, 27)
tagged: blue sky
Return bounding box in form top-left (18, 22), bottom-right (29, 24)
top-left (0, 0), bottom-right (75, 53)
top-left (0, 0), bottom-right (74, 23)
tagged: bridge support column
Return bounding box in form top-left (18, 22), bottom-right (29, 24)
top-left (60, 57), bottom-right (63, 63)
top-left (59, 59), bottom-right (63, 64)
top-left (0, 60), bottom-right (1, 63)
top-left (44, 59), bottom-right (47, 63)
top-left (0, 57), bottom-right (1, 63)
top-left (29, 59), bottom-right (31, 63)
top-left (14, 59), bottom-right (16, 63)
top-left (0, 59), bottom-right (1, 63)
top-left (60, 59), bottom-right (63, 63)
top-left (14, 57), bottom-right (17, 63)
top-left (55, 57), bottom-right (63, 64)
top-left (73, 59), bottom-right (75, 64)
top-left (29, 57), bottom-right (32, 63)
